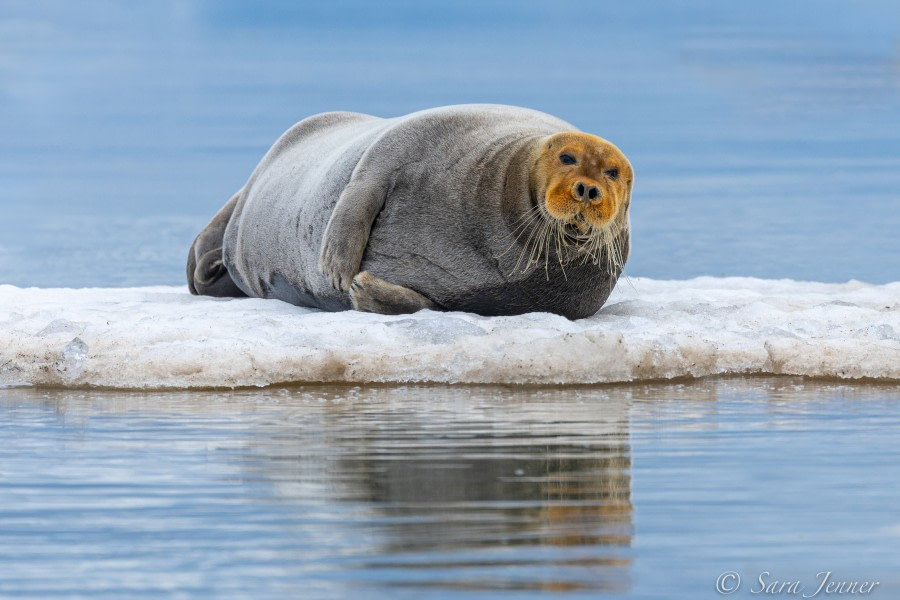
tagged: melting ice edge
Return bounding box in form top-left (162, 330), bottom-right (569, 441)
top-left (1, 277), bottom-right (898, 388)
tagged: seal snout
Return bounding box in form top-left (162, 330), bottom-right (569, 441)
top-left (572, 181), bottom-right (601, 203)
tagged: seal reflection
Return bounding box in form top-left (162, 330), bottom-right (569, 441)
top-left (245, 386), bottom-right (634, 593)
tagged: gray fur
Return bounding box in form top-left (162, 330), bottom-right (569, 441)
top-left (188, 104), bottom-right (630, 319)
top-left (187, 191), bottom-right (246, 298)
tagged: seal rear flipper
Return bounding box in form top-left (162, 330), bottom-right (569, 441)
top-left (349, 271), bottom-right (440, 315)
top-left (187, 191), bottom-right (247, 297)
top-left (190, 248), bottom-right (246, 297)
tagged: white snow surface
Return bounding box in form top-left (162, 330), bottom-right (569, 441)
top-left (1, 277), bottom-right (898, 388)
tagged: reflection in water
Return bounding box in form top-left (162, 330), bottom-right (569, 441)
top-left (2, 379), bottom-right (900, 598)
top-left (243, 387), bottom-right (634, 593)
top-left (0, 385), bottom-right (636, 597)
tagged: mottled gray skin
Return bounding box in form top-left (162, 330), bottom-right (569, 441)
top-left (188, 104), bottom-right (629, 319)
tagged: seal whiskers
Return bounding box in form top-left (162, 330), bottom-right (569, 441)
top-left (575, 213), bottom-right (628, 274)
top-left (502, 206), bottom-right (555, 276)
top-left (503, 208), bottom-right (628, 281)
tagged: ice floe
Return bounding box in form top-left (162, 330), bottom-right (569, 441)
top-left (1, 277), bottom-right (898, 388)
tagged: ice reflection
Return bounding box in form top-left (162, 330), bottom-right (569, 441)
top-left (243, 386), bottom-right (634, 592)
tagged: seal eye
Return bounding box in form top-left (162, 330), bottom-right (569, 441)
top-left (605, 168), bottom-right (619, 180)
top-left (559, 153), bottom-right (577, 165)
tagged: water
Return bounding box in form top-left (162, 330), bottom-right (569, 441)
top-left (1, 379), bottom-right (899, 598)
top-left (2, 3), bottom-right (899, 598)
top-left (0, 1), bottom-right (898, 287)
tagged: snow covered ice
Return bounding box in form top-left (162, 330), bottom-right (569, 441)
top-left (1, 277), bottom-right (898, 389)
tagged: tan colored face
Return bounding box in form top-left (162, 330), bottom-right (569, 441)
top-left (534, 132), bottom-right (633, 231)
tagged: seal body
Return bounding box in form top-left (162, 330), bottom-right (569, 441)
top-left (188, 104), bottom-right (633, 319)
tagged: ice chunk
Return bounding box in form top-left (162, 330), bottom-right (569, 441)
top-left (37, 319), bottom-right (87, 337)
top-left (0, 278), bottom-right (897, 389)
top-left (54, 336), bottom-right (89, 382)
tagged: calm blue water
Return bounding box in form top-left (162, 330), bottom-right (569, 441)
top-left (0, 1), bottom-right (898, 287)
top-left (2, 379), bottom-right (899, 599)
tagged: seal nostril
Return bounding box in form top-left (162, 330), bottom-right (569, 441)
top-left (576, 183), bottom-right (585, 197)
top-left (588, 187), bottom-right (598, 200)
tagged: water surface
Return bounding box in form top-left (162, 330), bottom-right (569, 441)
top-left (2, 379), bottom-right (899, 598)
top-left (1, 1), bottom-right (898, 287)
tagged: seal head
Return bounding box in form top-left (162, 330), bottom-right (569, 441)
top-left (508, 132), bottom-right (633, 277)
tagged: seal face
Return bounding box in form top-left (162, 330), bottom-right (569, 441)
top-left (538, 132), bottom-right (632, 231)
top-left (187, 105), bottom-right (633, 319)
top-left (515, 132), bottom-right (633, 277)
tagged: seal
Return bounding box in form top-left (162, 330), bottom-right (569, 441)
top-left (187, 104), bottom-right (633, 319)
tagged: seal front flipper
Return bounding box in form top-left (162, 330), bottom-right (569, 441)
top-left (187, 191), bottom-right (247, 297)
top-left (319, 167), bottom-right (392, 291)
top-left (349, 271), bottom-right (440, 315)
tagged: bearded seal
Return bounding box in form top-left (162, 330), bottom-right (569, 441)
top-left (187, 104), bottom-right (633, 319)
